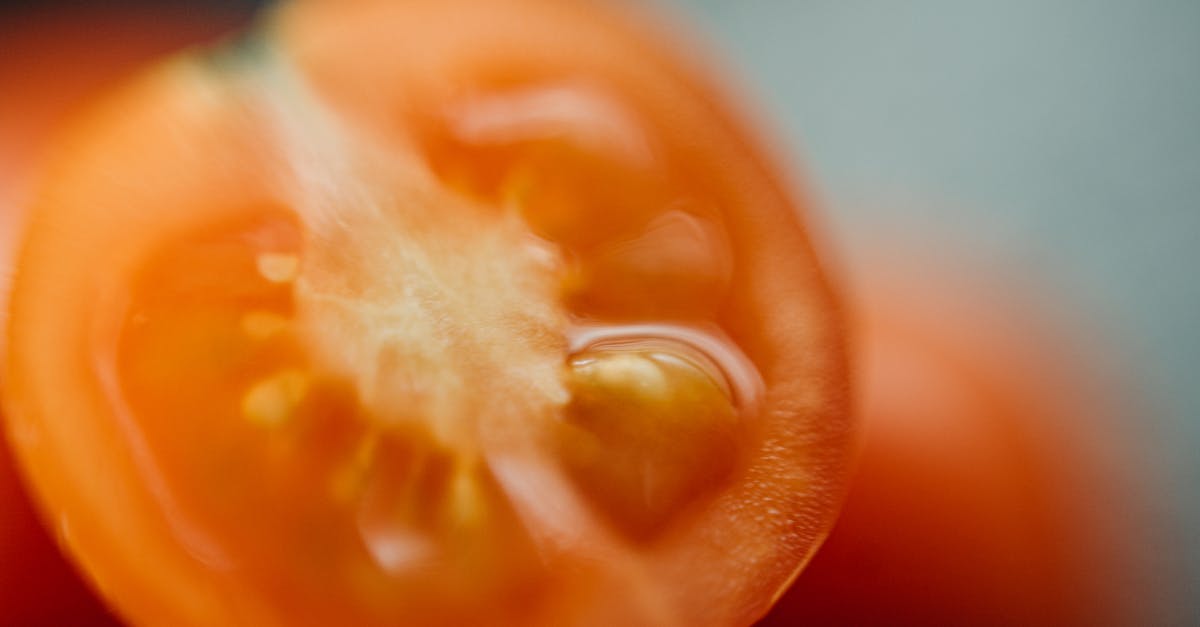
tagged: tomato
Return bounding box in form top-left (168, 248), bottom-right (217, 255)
top-left (760, 256), bottom-right (1144, 626)
top-left (2, 0), bottom-right (852, 625)
top-left (0, 4), bottom-right (246, 625)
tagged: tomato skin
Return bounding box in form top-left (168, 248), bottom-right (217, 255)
top-left (3, 1), bottom-right (852, 625)
top-left (0, 4), bottom-right (248, 625)
top-left (0, 431), bottom-right (122, 627)
top-left (760, 257), bottom-right (1145, 626)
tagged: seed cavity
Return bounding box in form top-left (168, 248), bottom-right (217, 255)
top-left (256, 252), bottom-right (300, 283)
top-left (558, 340), bottom-right (744, 539)
top-left (242, 369), bottom-right (310, 426)
top-left (579, 209), bottom-right (733, 311)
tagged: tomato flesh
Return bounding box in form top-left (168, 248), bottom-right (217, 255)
top-left (3, 1), bottom-right (852, 625)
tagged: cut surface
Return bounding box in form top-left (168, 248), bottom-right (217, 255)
top-left (2, 1), bottom-right (852, 626)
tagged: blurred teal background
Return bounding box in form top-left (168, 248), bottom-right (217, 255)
top-left (677, 0), bottom-right (1197, 621)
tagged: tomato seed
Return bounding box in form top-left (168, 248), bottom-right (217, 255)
top-left (242, 369), bottom-right (311, 426)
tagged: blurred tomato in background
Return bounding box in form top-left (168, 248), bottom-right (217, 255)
top-left (0, 2), bottom-right (253, 624)
top-left (759, 253), bottom-right (1150, 626)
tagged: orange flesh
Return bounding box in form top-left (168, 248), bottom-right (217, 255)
top-left (112, 83), bottom-right (753, 621)
top-left (3, 1), bottom-right (851, 625)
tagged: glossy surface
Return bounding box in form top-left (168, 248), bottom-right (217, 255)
top-left (3, 1), bottom-right (851, 625)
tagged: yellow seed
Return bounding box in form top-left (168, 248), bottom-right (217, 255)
top-left (562, 346), bottom-right (739, 538)
top-left (241, 311), bottom-right (290, 340)
top-left (242, 369), bottom-right (309, 426)
top-left (572, 352), bottom-right (670, 404)
top-left (256, 252), bottom-right (300, 283)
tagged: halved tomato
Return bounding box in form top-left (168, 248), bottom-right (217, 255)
top-left (3, 1), bottom-right (851, 625)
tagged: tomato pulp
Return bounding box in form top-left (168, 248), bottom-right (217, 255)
top-left (3, 1), bottom-right (852, 625)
